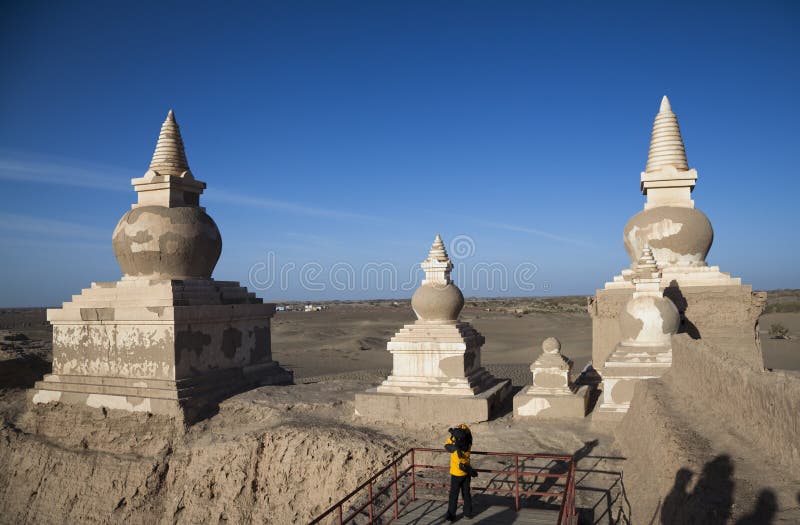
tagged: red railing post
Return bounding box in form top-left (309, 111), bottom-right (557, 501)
top-left (337, 505), bottom-right (342, 525)
top-left (368, 481), bottom-right (374, 523)
top-left (393, 461), bottom-right (399, 519)
top-left (411, 449), bottom-right (417, 501)
top-left (514, 454), bottom-right (520, 511)
top-left (570, 457), bottom-right (576, 520)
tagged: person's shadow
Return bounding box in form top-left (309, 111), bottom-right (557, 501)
top-left (734, 489), bottom-right (778, 525)
top-left (660, 455), bottom-right (734, 524)
top-left (660, 468), bottom-right (693, 525)
top-left (660, 456), bottom-right (780, 525)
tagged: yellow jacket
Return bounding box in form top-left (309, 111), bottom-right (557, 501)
top-left (445, 436), bottom-right (471, 476)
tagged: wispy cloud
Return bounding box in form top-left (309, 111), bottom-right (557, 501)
top-left (0, 151), bottom-right (135, 191)
top-left (208, 189), bottom-right (379, 221)
top-left (0, 212), bottom-right (110, 241)
top-left (0, 150), bottom-right (379, 222)
top-left (474, 219), bottom-right (595, 247)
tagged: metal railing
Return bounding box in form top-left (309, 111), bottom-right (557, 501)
top-left (309, 447), bottom-right (578, 525)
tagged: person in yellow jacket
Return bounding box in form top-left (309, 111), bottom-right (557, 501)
top-left (444, 423), bottom-right (477, 521)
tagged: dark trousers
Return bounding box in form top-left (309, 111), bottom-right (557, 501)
top-left (447, 474), bottom-right (472, 517)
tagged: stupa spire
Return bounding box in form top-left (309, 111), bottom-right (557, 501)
top-left (427, 233), bottom-right (449, 262)
top-left (632, 244), bottom-right (662, 291)
top-left (131, 110), bottom-right (205, 209)
top-left (420, 233), bottom-right (454, 286)
top-left (149, 109), bottom-right (190, 176)
top-left (645, 96), bottom-right (689, 173)
top-left (635, 245), bottom-right (658, 272)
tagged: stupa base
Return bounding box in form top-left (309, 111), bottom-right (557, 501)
top-left (592, 366), bottom-right (668, 421)
top-left (355, 378), bottom-right (511, 425)
top-left (513, 386), bottom-right (590, 419)
top-left (31, 361), bottom-right (292, 422)
top-left (32, 278), bottom-right (293, 423)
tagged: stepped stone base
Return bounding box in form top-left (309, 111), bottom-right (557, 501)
top-left (376, 321), bottom-right (490, 395)
top-left (513, 385), bottom-right (589, 419)
top-left (355, 378), bottom-right (512, 424)
top-left (31, 361), bottom-right (292, 421)
top-left (593, 346), bottom-right (671, 421)
top-left (31, 278), bottom-right (293, 422)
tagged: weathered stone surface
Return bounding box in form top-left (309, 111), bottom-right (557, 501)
top-left (592, 285), bottom-right (765, 370)
top-left (514, 337), bottom-right (589, 419)
top-left (411, 283), bottom-right (464, 322)
top-left (113, 206), bottom-right (221, 279)
top-left (624, 206), bottom-right (713, 268)
top-left (513, 386), bottom-right (589, 419)
top-left (356, 378), bottom-right (511, 424)
top-left (33, 280), bottom-right (292, 421)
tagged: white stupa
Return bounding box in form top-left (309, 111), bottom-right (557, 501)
top-left (355, 235), bottom-right (511, 424)
top-left (31, 111), bottom-right (292, 422)
top-left (589, 96), bottom-right (765, 376)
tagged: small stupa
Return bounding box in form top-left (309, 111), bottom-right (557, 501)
top-left (513, 337), bottom-right (589, 418)
top-left (31, 110), bottom-right (292, 422)
top-left (355, 235), bottom-right (511, 424)
top-left (589, 96), bottom-right (765, 374)
top-left (594, 247), bottom-right (679, 419)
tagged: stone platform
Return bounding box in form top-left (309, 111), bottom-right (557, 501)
top-left (355, 377), bottom-right (511, 424)
top-left (32, 278), bottom-right (293, 422)
top-left (32, 361), bottom-right (291, 419)
top-left (513, 385), bottom-right (589, 419)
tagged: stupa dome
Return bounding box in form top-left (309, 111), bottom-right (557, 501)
top-left (623, 206), bottom-right (713, 267)
top-left (112, 110), bottom-right (222, 279)
top-left (411, 234), bottom-right (465, 322)
top-left (113, 206), bottom-right (221, 279)
top-left (542, 337), bottom-right (561, 354)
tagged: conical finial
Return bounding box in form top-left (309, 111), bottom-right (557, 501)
top-left (149, 109), bottom-right (190, 176)
top-left (633, 244), bottom-right (660, 281)
top-left (636, 245), bottom-right (658, 270)
top-left (427, 233), bottom-right (449, 262)
top-left (645, 96), bottom-right (688, 173)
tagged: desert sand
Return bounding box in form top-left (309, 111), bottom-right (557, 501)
top-left (1, 294), bottom-right (798, 523)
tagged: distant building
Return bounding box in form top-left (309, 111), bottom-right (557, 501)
top-left (304, 304), bottom-right (325, 312)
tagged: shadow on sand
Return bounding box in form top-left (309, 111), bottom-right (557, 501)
top-left (0, 355), bottom-right (50, 389)
top-left (657, 455), bottom-right (778, 525)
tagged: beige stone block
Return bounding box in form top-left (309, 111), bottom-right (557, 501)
top-left (513, 386), bottom-right (589, 419)
top-left (355, 378), bottom-right (511, 425)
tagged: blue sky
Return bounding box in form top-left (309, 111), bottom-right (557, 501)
top-left (1, 1), bottom-right (798, 306)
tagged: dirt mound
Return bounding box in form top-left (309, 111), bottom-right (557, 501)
top-left (0, 392), bottom-right (401, 524)
top-left (615, 334), bottom-right (800, 523)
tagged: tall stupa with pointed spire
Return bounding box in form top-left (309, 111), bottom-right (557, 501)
top-left (32, 111), bottom-right (292, 422)
top-left (588, 97), bottom-right (766, 381)
top-left (355, 235), bottom-right (511, 424)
